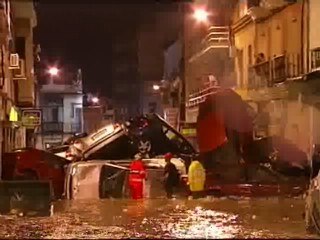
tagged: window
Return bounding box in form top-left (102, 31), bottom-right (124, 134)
top-left (52, 108), bottom-right (58, 122)
top-left (15, 37), bottom-right (26, 59)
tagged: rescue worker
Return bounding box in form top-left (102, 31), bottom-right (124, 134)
top-left (188, 158), bottom-right (206, 199)
top-left (129, 154), bottom-right (146, 200)
top-left (163, 153), bottom-right (180, 199)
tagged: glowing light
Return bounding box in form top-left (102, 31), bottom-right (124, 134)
top-left (92, 97), bottom-right (99, 103)
top-left (48, 67), bottom-right (59, 76)
top-left (153, 84), bottom-right (160, 91)
top-left (193, 8), bottom-right (209, 23)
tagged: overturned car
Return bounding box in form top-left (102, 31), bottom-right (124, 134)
top-left (65, 114), bottom-right (196, 162)
top-left (63, 158), bottom-right (187, 200)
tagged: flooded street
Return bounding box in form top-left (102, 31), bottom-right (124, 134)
top-left (0, 197), bottom-right (317, 239)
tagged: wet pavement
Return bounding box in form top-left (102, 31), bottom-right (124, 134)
top-left (0, 197), bottom-right (318, 239)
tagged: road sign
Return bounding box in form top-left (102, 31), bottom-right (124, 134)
top-left (21, 109), bottom-right (42, 128)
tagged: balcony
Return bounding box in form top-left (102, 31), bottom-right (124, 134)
top-left (11, 1), bottom-right (37, 27)
top-left (189, 26), bottom-right (231, 63)
top-left (187, 86), bottom-right (220, 108)
top-left (42, 122), bottom-right (63, 133)
top-left (248, 53), bottom-right (302, 89)
top-left (311, 48), bottom-right (320, 71)
top-left (248, 60), bottom-right (270, 89)
top-left (41, 122), bottom-right (82, 134)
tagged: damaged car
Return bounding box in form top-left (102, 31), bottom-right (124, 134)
top-left (63, 158), bottom-right (187, 200)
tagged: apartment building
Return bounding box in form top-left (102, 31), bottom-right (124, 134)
top-left (36, 66), bottom-right (83, 149)
top-left (1, 0), bottom-right (38, 177)
top-left (183, 0), bottom-right (237, 123)
top-left (230, 0), bottom-right (320, 157)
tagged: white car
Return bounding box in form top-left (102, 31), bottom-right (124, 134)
top-left (64, 158), bottom-right (187, 200)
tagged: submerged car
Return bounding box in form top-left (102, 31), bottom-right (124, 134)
top-left (64, 158), bottom-right (187, 200)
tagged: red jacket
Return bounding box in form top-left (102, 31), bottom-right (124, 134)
top-left (129, 160), bottom-right (146, 184)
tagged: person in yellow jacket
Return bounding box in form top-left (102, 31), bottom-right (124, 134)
top-left (188, 159), bottom-right (206, 199)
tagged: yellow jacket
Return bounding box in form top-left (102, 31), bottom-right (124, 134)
top-left (188, 160), bottom-right (206, 192)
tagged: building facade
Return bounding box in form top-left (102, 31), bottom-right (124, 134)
top-left (230, 0), bottom-right (320, 158)
top-left (36, 67), bottom-right (83, 149)
top-left (83, 96), bottom-right (115, 134)
top-left (1, 0), bottom-right (37, 177)
top-left (111, 23), bottom-right (140, 122)
top-left (183, 0), bottom-right (237, 123)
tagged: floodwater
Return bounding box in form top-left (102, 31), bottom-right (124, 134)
top-left (0, 197), bottom-right (318, 239)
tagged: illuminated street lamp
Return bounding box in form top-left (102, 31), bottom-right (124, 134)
top-left (48, 67), bottom-right (59, 76)
top-left (193, 8), bottom-right (209, 23)
top-left (153, 84), bottom-right (160, 91)
top-left (91, 97), bottom-right (99, 104)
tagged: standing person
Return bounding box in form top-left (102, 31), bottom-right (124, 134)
top-left (129, 154), bottom-right (146, 200)
top-left (188, 158), bottom-right (206, 199)
top-left (163, 153), bottom-right (180, 199)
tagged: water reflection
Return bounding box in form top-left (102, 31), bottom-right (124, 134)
top-left (0, 198), bottom-right (316, 239)
top-left (163, 207), bottom-right (239, 239)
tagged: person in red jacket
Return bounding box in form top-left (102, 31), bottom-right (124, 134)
top-left (129, 154), bottom-right (146, 199)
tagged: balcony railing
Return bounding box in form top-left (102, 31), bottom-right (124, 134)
top-left (311, 48), bottom-right (320, 70)
top-left (248, 53), bottom-right (302, 89)
top-left (42, 122), bottom-right (63, 133)
top-left (41, 122), bottom-right (82, 134)
top-left (189, 26), bottom-right (231, 63)
top-left (187, 86), bottom-right (220, 108)
top-left (248, 60), bottom-right (270, 89)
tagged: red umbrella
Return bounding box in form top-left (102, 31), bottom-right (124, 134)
top-left (215, 88), bottom-right (254, 133)
top-left (196, 88), bottom-right (255, 153)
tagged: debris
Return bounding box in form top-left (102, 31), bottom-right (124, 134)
top-left (252, 215), bottom-right (256, 220)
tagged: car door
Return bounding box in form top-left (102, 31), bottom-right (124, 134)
top-left (99, 165), bottom-right (129, 199)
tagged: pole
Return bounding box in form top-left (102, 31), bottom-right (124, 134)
top-left (179, 2), bottom-right (187, 128)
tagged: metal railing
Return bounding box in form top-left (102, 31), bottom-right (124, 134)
top-left (42, 122), bottom-right (63, 133)
top-left (248, 60), bottom-right (270, 89)
top-left (189, 25), bottom-right (231, 63)
top-left (187, 86), bottom-right (220, 108)
top-left (41, 122), bottom-right (82, 133)
top-left (248, 53), bottom-right (302, 89)
top-left (311, 48), bottom-right (320, 70)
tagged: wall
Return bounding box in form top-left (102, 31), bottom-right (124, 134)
top-left (63, 94), bottom-right (83, 133)
top-left (13, 9), bottom-right (36, 106)
top-left (309, 0), bottom-right (320, 51)
top-left (163, 40), bottom-right (182, 81)
top-left (283, 101), bottom-right (312, 156)
top-left (83, 106), bottom-right (104, 134)
top-left (234, 23), bottom-right (255, 87)
top-left (141, 81), bottom-right (163, 116)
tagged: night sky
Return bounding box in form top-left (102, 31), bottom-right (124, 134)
top-left (35, 3), bottom-right (179, 97)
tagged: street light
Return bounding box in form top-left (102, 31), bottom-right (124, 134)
top-left (48, 67), bottom-right (59, 76)
top-left (153, 84), bottom-right (160, 91)
top-left (91, 97), bottom-right (99, 104)
top-left (193, 8), bottom-right (209, 23)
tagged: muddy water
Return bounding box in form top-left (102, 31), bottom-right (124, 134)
top-left (0, 197), bottom-right (318, 239)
